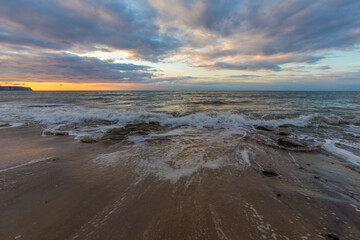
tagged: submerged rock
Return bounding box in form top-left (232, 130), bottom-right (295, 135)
top-left (255, 125), bottom-right (273, 132)
top-left (84, 120), bottom-right (113, 126)
top-left (43, 130), bottom-right (69, 136)
top-left (262, 170), bottom-right (279, 177)
top-left (279, 131), bottom-right (290, 136)
top-left (101, 121), bottom-right (161, 141)
top-left (278, 124), bottom-right (295, 128)
top-left (277, 137), bottom-right (306, 148)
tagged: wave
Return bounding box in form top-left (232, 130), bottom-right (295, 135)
top-left (0, 103), bottom-right (315, 129)
top-left (322, 140), bottom-right (360, 167)
top-left (1, 103), bottom-right (360, 131)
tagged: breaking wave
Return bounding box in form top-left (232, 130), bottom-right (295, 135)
top-left (1, 103), bottom-right (359, 131)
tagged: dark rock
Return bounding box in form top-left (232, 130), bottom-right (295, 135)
top-left (278, 124), bottom-right (295, 128)
top-left (43, 130), bottom-right (69, 136)
top-left (277, 193), bottom-right (281, 197)
top-left (79, 136), bottom-right (98, 143)
top-left (101, 121), bottom-right (161, 141)
top-left (279, 132), bottom-right (290, 136)
top-left (84, 120), bottom-right (113, 126)
top-left (325, 233), bottom-right (340, 240)
top-left (101, 128), bottom-right (129, 141)
top-left (0, 122), bottom-right (11, 127)
top-left (277, 137), bottom-right (306, 148)
top-left (255, 126), bottom-right (273, 132)
top-left (314, 176), bottom-right (320, 180)
top-left (306, 163), bottom-right (311, 166)
top-left (262, 170), bottom-right (279, 177)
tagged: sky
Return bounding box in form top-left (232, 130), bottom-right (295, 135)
top-left (0, 0), bottom-right (359, 90)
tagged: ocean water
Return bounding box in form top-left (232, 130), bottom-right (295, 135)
top-left (1, 91), bottom-right (360, 169)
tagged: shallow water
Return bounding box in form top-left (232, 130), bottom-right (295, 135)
top-left (1, 91), bottom-right (360, 166)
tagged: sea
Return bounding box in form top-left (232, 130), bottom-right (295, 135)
top-left (1, 91), bottom-right (360, 171)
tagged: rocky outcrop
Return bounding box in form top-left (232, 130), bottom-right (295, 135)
top-left (79, 136), bottom-right (98, 143)
top-left (101, 121), bottom-right (161, 141)
top-left (83, 120), bottom-right (113, 126)
top-left (43, 130), bottom-right (69, 136)
top-left (255, 125), bottom-right (274, 132)
top-left (277, 137), bottom-right (306, 148)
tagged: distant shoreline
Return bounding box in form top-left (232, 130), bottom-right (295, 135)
top-left (0, 86), bottom-right (32, 91)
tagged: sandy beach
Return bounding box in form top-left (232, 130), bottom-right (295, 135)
top-left (1, 125), bottom-right (359, 240)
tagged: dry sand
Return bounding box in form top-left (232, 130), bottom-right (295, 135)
top-left (0, 126), bottom-right (359, 240)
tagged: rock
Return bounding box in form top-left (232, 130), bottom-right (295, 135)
top-left (0, 122), bottom-right (11, 127)
top-left (43, 130), bottom-right (69, 136)
top-left (262, 170), bottom-right (279, 177)
top-left (84, 120), bottom-right (113, 126)
top-left (79, 136), bottom-right (98, 143)
top-left (277, 193), bottom-right (281, 197)
top-left (101, 121), bottom-right (161, 141)
top-left (279, 131), bottom-right (290, 136)
top-left (325, 233), bottom-right (340, 240)
top-left (278, 124), bottom-right (295, 128)
top-left (277, 137), bottom-right (306, 148)
top-left (255, 125), bottom-right (273, 132)
top-left (101, 128), bottom-right (129, 141)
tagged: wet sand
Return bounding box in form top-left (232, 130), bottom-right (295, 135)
top-left (0, 126), bottom-right (359, 240)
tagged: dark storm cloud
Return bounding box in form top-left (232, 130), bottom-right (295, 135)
top-left (0, 52), bottom-right (154, 83)
top-left (0, 0), bottom-right (181, 60)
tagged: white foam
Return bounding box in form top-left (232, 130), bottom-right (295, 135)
top-left (0, 157), bottom-right (56, 173)
top-left (93, 140), bottom-right (252, 183)
top-left (350, 204), bottom-right (360, 213)
top-left (239, 149), bottom-right (251, 166)
top-left (322, 140), bottom-right (360, 167)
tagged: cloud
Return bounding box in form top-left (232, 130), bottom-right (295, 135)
top-left (227, 75), bottom-right (261, 78)
top-left (150, 0), bottom-right (360, 69)
top-left (197, 54), bottom-right (322, 71)
top-left (316, 66), bottom-right (332, 70)
top-left (0, 52), bottom-right (155, 83)
top-left (0, 0), bottom-right (181, 60)
top-left (0, 0), bottom-right (359, 87)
